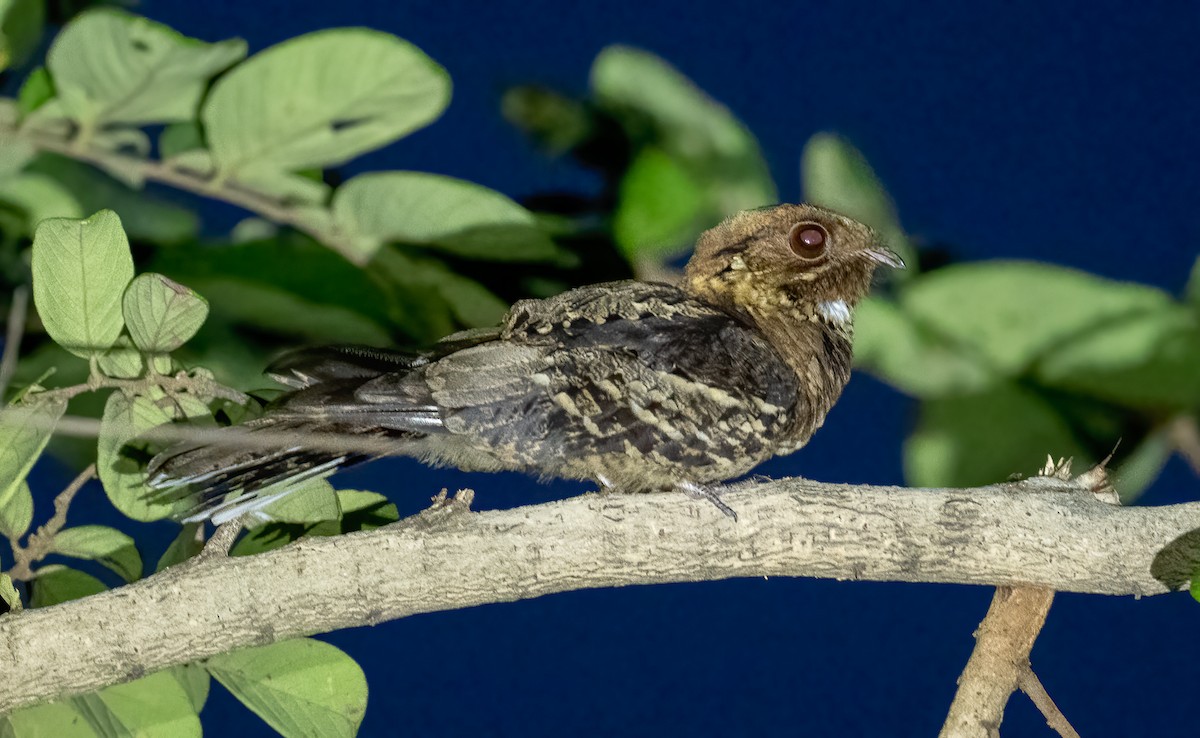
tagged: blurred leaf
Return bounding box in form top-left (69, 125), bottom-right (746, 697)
top-left (376, 249), bottom-right (508, 328)
top-left (0, 572), bottom-right (18, 611)
top-left (15, 65), bottom-right (53, 116)
top-left (1114, 430), bottom-right (1172, 503)
top-left (0, 397), bottom-right (67, 514)
top-left (591, 45), bottom-right (775, 216)
top-left (156, 523), bottom-right (203, 572)
top-left (801, 133), bottom-right (915, 273)
top-left (0, 481), bottom-right (33, 540)
top-left (904, 383), bottom-right (1088, 488)
top-left (0, 0), bottom-right (44, 72)
top-left (2, 699), bottom-right (95, 737)
top-left (45, 8), bottom-right (245, 127)
top-left (30, 564), bottom-right (107, 607)
top-left (501, 85), bottom-right (592, 154)
top-left (206, 638), bottom-right (368, 738)
top-left (333, 171), bottom-right (556, 262)
top-left (72, 669), bottom-right (201, 738)
top-left (171, 664), bottom-right (210, 713)
top-left (0, 99), bottom-right (35, 173)
top-left (96, 336), bottom-right (144, 379)
top-left (151, 238), bottom-right (396, 344)
top-left (31, 210), bottom-right (133, 357)
top-left (0, 172), bottom-right (84, 230)
top-left (852, 297), bottom-right (997, 397)
top-left (900, 261), bottom-right (1172, 377)
top-left (1035, 304), bottom-right (1200, 410)
top-left (254, 479), bottom-right (341, 525)
top-left (52, 525), bottom-right (142, 582)
top-left (122, 273), bottom-right (209, 354)
top-left (612, 147), bottom-right (705, 259)
top-left (203, 28), bottom-right (449, 178)
top-left (97, 391), bottom-right (184, 522)
top-left (24, 155), bottom-right (198, 244)
top-left (158, 121), bottom-right (204, 160)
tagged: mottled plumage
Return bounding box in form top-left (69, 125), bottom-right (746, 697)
top-left (148, 203), bottom-right (902, 522)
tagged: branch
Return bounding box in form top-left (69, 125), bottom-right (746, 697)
top-left (1, 474), bottom-right (1198, 713)
top-left (939, 587), bottom-right (1055, 738)
top-left (6, 464), bottom-right (96, 582)
top-left (2, 121), bottom-right (364, 265)
top-left (1018, 665), bottom-right (1082, 738)
top-left (0, 284), bottom-right (29, 400)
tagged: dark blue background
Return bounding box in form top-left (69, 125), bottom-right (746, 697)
top-left (26, 1), bottom-right (1200, 735)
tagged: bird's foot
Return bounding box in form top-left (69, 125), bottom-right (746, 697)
top-left (678, 482), bottom-right (738, 522)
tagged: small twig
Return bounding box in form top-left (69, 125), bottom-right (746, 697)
top-left (0, 284), bottom-right (29, 400)
top-left (199, 518), bottom-right (244, 558)
top-left (7, 464), bottom-right (96, 582)
top-left (1168, 417), bottom-right (1200, 477)
top-left (4, 122), bottom-right (363, 265)
top-left (1018, 664), bottom-right (1082, 738)
top-left (939, 586), bottom-right (1056, 738)
top-left (29, 370), bottom-right (249, 405)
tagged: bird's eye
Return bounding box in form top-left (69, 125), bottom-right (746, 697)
top-left (788, 223), bottom-right (828, 260)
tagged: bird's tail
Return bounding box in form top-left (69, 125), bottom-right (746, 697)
top-left (145, 343), bottom-right (464, 523)
top-left (146, 417), bottom-right (369, 524)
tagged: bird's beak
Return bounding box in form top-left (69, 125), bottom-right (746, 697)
top-left (863, 246), bottom-right (905, 269)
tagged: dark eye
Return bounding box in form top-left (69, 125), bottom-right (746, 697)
top-left (789, 222), bottom-right (828, 259)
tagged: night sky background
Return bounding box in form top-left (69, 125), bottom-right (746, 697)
top-left (23, 1), bottom-right (1200, 735)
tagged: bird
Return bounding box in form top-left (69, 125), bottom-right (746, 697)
top-left (147, 203), bottom-right (903, 523)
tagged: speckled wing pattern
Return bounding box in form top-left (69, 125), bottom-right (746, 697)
top-left (416, 281), bottom-right (803, 488)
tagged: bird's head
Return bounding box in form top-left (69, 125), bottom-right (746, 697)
top-left (683, 203), bottom-right (903, 321)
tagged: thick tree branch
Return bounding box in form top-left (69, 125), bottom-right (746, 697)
top-left (1, 475), bottom-right (1198, 714)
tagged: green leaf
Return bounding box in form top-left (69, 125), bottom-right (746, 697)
top-left (2, 700), bottom-right (96, 737)
top-left (158, 121), bottom-right (204, 160)
top-left (72, 669), bottom-right (201, 738)
top-left (52, 525), bottom-right (142, 582)
top-left (46, 8), bottom-right (245, 127)
top-left (31, 210), bottom-right (134, 358)
top-left (0, 172), bottom-right (84, 229)
top-left (203, 28), bottom-right (450, 177)
top-left (1035, 303), bottom-right (1200, 410)
top-left (206, 638), bottom-right (368, 738)
top-left (171, 664), bottom-right (210, 713)
top-left (336, 489), bottom-right (398, 530)
top-left (96, 336), bottom-right (144, 379)
top-left (0, 0), bottom-right (44, 73)
top-left (0, 572), bottom-right (19, 611)
top-left (801, 133), bottom-right (915, 273)
top-left (904, 383), bottom-right (1088, 488)
top-left (612, 147), bottom-right (706, 260)
top-left (15, 65), bottom-right (54, 116)
top-left (500, 85), bottom-right (593, 154)
top-left (332, 171), bottom-right (556, 262)
top-left (122, 273), bottom-right (209, 354)
top-left (156, 523), bottom-right (203, 572)
top-left (852, 297), bottom-right (997, 397)
top-left (899, 261), bottom-right (1173, 377)
top-left (30, 564), bottom-right (107, 607)
top-left (0, 481), bottom-right (33, 540)
top-left (25, 155), bottom-right (198, 244)
top-left (254, 479), bottom-right (341, 525)
top-left (0, 100), bottom-right (35, 174)
top-left (0, 398), bottom-right (67, 514)
top-left (97, 391), bottom-right (183, 522)
top-left (150, 238), bottom-right (395, 345)
top-left (590, 46), bottom-right (775, 217)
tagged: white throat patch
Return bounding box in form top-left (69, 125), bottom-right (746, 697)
top-left (817, 299), bottom-right (852, 325)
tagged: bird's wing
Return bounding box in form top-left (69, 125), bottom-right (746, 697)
top-left (406, 282), bottom-right (802, 482)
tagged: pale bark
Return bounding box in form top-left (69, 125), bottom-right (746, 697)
top-left (2, 474), bottom-right (1198, 714)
